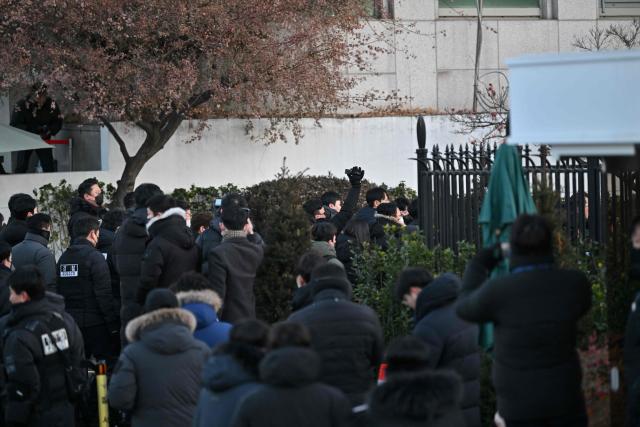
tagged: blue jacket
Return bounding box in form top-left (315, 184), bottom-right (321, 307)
top-left (193, 344), bottom-right (263, 427)
top-left (177, 290), bottom-right (232, 348)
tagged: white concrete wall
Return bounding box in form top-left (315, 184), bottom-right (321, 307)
top-left (0, 115), bottom-right (486, 212)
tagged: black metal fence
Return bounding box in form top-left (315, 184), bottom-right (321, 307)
top-left (414, 129), bottom-right (639, 250)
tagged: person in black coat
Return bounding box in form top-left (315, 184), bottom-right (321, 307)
top-left (0, 241), bottom-right (12, 316)
top-left (352, 187), bottom-right (389, 226)
top-left (302, 166), bottom-right (365, 235)
top-left (370, 202), bottom-right (405, 250)
top-left (232, 322), bottom-right (351, 427)
top-left (137, 195), bottom-right (198, 305)
top-left (57, 217), bottom-right (120, 360)
top-left (67, 178), bottom-right (106, 237)
top-left (353, 336), bottom-right (465, 427)
top-left (456, 214), bottom-right (592, 427)
top-left (291, 252), bottom-right (327, 313)
top-left (10, 83), bottom-right (63, 173)
top-left (395, 268), bottom-right (481, 427)
top-left (112, 184), bottom-right (163, 335)
top-left (288, 263), bottom-right (384, 405)
top-left (197, 193), bottom-right (265, 275)
top-left (0, 193), bottom-right (37, 246)
top-left (335, 219), bottom-right (370, 283)
top-left (98, 209), bottom-right (126, 314)
top-left (208, 205), bottom-right (264, 323)
top-left (12, 213), bottom-right (57, 291)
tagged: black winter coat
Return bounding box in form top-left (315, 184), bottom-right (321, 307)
top-left (57, 238), bottom-right (119, 329)
top-left (335, 234), bottom-right (361, 284)
top-left (198, 217), bottom-right (265, 276)
top-left (412, 273), bottom-right (481, 427)
top-left (98, 228), bottom-right (121, 313)
top-left (353, 370), bottom-right (466, 427)
top-left (137, 209), bottom-right (198, 304)
top-left (370, 215), bottom-right (403, 250)
top-left (2, 296), bottom-right (85, 427)
top-left (108, 307), bottom-right (210, 427)
top-left (456, 254), bottom-right (592, 421)
top-left (353, 206), bottom-right (377, 226)
top-left (112, 208), bottom-right (149, 327)
top-left (208, 234), bottom-right (264, 323)
top-left (0, 265), bottom-right (11, 317)
top-left (324, 183), bottom-right (361, 235)
top-left (67, 197), bottom-right (105, 237)
top-left (0, 218), bottom-right (28, 247)
top-left (10, 96), bottom-right (63, 137)
top-left (288, 277), bottom-right (384, 405)
top-left (232, 347), bottom-right (351, 427)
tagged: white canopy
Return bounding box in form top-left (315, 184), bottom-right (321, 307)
top-left (0, 123), bottom-right (51, 152)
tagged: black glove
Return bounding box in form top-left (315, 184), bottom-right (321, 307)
top-left (475, 244), bottom-right (503, 272)
top-left (346, 166), bottom-right (365, 186)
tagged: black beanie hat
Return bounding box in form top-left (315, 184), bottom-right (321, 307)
top-left (144, 288), bottom-right (178, 313)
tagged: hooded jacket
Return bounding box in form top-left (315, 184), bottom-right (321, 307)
top-left (309, 241), bottom-right (344, 268)
top-left (288, 276), bottom-right (384, 405)
top-left (456, 253), bottom-right (591, 421)
top-left (232, 347), bottom-right (351, 427)
top-left (354, 370), bottom-right (466, 427)
top-left (108, 307), bottom-right (210, 427)
top-left (0, 218), bottom-right (29, 247)
top-left (113, 208), bottom-right (149, 329)
top-left (137, 208), bottom-right (198, 304)
top-left (207, 232), bottom-right (264, 323)
top-left (353, 206), bottom-right (377, 226)
top-left (193, 343), bottom-right (263, 427)
top-left (12, 231), bottom-right (57, 291)
top-left (412, 273), bottom-right (481, 427)
top-left (176, 289), bottom-right (232, 348)
top-left (67, 197), bottom-right (104, 236)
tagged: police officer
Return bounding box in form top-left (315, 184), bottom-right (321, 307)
top-left (57, 217), bottom-right (120, 361)
top-left (3, 265), bottom-right (85, 427)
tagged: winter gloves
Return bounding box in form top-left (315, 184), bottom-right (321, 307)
top-left (475, 244), bottom-right (504, 272)
top-left (345, 166), bottom-right (365, 186)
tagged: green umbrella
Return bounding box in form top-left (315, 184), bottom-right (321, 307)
top-left (477, 143), bottom-right (537, 351)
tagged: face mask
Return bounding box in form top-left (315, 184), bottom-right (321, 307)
top-left (95, 194), bottom-right (104, 206)
top-left (40, 229), bottom-right (51, 242)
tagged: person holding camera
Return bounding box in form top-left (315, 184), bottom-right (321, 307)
top-left (456, 214), bottom-right (591, 427)
top-left (303, 166), bottom-right (365, 235)
top-left (10, 83), bottom-right (63, 173)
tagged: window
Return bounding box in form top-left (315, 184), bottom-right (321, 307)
top-left (364, 0), bottom-right (394, 19)
top-left (439, 0), bottom-right (541, 17)
top-left (601, 0), bottom-right (640, 16)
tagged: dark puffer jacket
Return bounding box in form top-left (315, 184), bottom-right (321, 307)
top-left (369, 215), bottom-right (403, 250)
top-left (67, 197), bottom-right (105, 236)
top-left (354, 370), bottom-right (465, 427)
top-left (12, 231), bottom-right (57, 291)
top-left (108, 307), bottom-right (210, 427)
top-left (56, 238), bottom-right (119, 329)
top-left (0, 218), bottom-right (29, 246)
top-left (288, 277), bottom-right (384, 405)
top-left (113, 208), bottom-right (149, 329)
top-left (137, 208), bottom-right (198, 304)
top-left (193, 343), bottom-right (263, 427)
top-left (456, 253), bottom-right (592, 422)
top-left (0, 265), bottom-right (10, 317)
top-left (412, 273), bottom-right (481, 427)
top-left (98, 227), bottom-right (121, 313)
top-left (232, 347), bottom-right (351, 427)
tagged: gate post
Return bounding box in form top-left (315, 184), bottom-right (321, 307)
top-left (416, 116), bottom-right (428, 239)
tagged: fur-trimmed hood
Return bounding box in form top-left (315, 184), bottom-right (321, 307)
top-left (368, 370), bottom-right (463, 424)
top-left (125, 307), bottom-right (197, 350)
top-left (176, 289), bottom-right (223, 312)
top-left (146, 208), bottom-right (194, 249)
top-left (374, 213), bottom-right (404, 226)
top-left (146, 207), bottom-right (187, 231)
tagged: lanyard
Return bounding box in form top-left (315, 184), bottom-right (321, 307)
top-left (510, 263), bottom-right (553, 274)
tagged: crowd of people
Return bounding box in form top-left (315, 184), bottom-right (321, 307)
top-left (0, 166), bottom-right (639, 427)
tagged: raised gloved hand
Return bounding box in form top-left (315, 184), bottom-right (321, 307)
top-left (346, 166), bottom-right (365, 186)
top-left (474, 243), bottom-right (504, 272)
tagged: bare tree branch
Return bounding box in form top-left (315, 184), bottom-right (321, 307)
top-left (99, 117), bottom-right (130, 161)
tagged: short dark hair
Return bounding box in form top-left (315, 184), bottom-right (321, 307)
top-left (171, 271), bottom-right (214, 294)
top-left (295, 252), bottom-right (327, 283)
top-left (72, 217), bottom-right (100, 239)
top-left (394, 267), bottom-right (433, 301)
top-left (230, 319), bottom-right (271, 348)
top-left (220, 205), bottom-right (249, 231)
top-left (510, 214), bottom-right (553, 256)
top-left (134, 183), bottom-right (163, 208)
top-left (343, 219), bottom-right (370, 245)
top-left (191, 212), bottom-right (213, 234)
top-left (395, 197), bottom-right (410, 211)
top-left (384, 336), bottom-right (430, 377)
top-left (311, 222), bottom-right (337, 242)
top-left (366, 187), bottom-right (388, 207)
top-left (303, 198), bottom-right (323, 216)
top-left (268, 322), bottom-right (311, 350)
top-left (123, 192), bottom-right (136, 210)
top-left (8, 193), bottom-right (36, 220)
top-left (321, 191), bottom-right (341, 207)
top-left (0, 241), bottom-right (11, 262)
top-left (101, 209), bottom-right (126, 231)
top-left (176, 199), bottom-right (190, 211)
top-left (146, 195), bottom-right (176, 215)
top-left (221, 193), bottom-right (248, 210)
top-left (78, 178), bottom-right (100, 197)
top-left (8, 265), bottom-right (45, 301)
top-left (26, 213), bottom-right (51, 231)
top-left (377, 201), bottom-right (398, 217)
